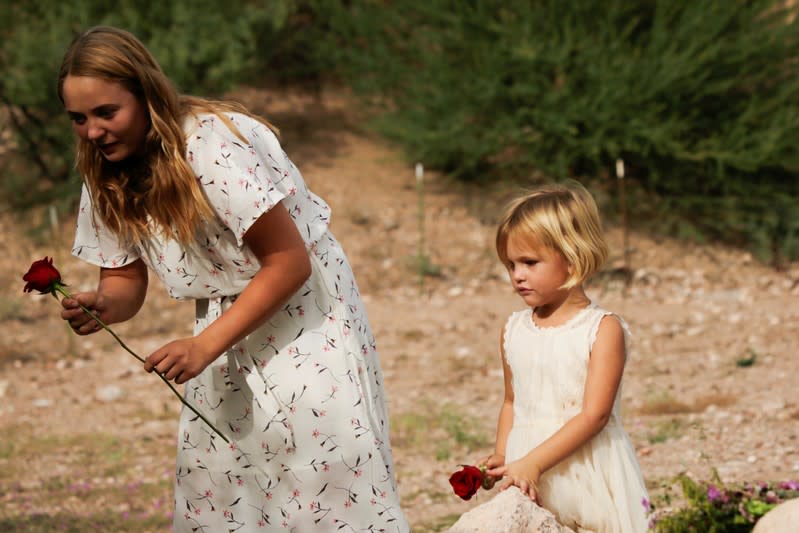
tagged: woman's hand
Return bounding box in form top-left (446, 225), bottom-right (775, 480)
top-left (488, 458), bottom-right (541, 502)
top-left (60, 291), bottom-right (105, 334)
top-left (144, 337), bottom-right (218, 385)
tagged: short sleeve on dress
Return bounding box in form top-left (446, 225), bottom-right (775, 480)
top-left (72, 184), bottom-right (140, 268)
top-left (186, 114), bottom-right (289, 248)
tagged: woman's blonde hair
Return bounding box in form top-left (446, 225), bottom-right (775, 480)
top-left (57, 25), bottom-right (276, 246)
top-left (496, 181), bottom-right (608, 289)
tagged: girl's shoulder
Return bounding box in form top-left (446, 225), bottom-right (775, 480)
top-left (501, 308), bottom-right (532, 338)
top-left (586, 303), bottom-right (632, 352)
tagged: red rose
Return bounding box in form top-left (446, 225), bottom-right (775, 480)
top-left (22, 257), bottom-right (62, 294)
top-left (449, 465), bottom-right (484, 500)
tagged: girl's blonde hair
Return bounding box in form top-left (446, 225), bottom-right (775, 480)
top-left (496, 181), bottom-right (608, 289)
top-left (57, 25), bottom-right (277, 246)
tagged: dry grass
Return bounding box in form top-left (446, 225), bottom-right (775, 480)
top-left (636, 392), bottom-right (737, 416)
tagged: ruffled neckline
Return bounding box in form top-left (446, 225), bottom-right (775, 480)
top-left (524, 301), bottom-right (597, 332)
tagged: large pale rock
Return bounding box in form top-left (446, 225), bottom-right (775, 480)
top-left (752, 498), bottom-right (799, 533)
top-left (446, 488), bottom-right (576, 533)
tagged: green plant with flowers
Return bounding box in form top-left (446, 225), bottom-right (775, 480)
top-left (22, 256), bottom-right (228, 443)
top-left (644, 472), bottom-right (799, 532)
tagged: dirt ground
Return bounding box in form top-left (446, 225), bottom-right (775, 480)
top-left (1, 86), bottom-right (798, 532)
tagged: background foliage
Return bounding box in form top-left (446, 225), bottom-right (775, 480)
top-left (311, 0), bottom-right (799, 263)
top-left (0, 0), bottom-right (292, 210)
top-left (2, 0), bottom-right (798, 262)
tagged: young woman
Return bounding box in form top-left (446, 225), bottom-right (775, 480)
top-left (58, 25), bottom-right (409, 532)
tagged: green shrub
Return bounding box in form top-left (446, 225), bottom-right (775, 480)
top-left (319, 0), bottom-right (799, 262)
top-left (647, 474), bottom-right (799, 532)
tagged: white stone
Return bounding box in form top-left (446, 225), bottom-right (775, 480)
top-left (448, 286), bottom-right (464, 297)
top-left (685, 326), bottom-right (704, 337)
top-left (96, 385), bottom-right (124, 402)
top-left (752, 498), bottom-right (799, 533)
top-left (455, 346), bottom-right (472, 359)
top-left (446, 487), bottom-right (576, 533)
top-left (32, 398), bottom-right (52, 408)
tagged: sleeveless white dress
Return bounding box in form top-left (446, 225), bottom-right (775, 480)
top-left (502, 303), bottom-right (649, 533)
top-left (72, 112), bottom-right (409, 532)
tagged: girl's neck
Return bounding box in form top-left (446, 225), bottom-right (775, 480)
top-left (532, 286), bottom-right (591, 328)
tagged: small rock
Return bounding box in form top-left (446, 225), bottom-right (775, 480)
top-left (32, 398), bottom-right (52, 408)
top-left (752, 498), bottom-right (799, 533)
top-left (455, 346), bottom-right (472, 359)
top-left (0, 380), bottom-right (8, 398)
top-left (448, 286), bottom-right (464, 297)
top-left (96, 385), bottom-right (124, 402)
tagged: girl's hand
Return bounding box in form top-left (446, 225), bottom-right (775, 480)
top-left (60, 291), bottom-right (105, 335)
top-left (488, 458), bottom-right (541, 502)
top-left (479, 453), bottom-right (506, 470)
top-left (144, 338), bottom-right (218, 385)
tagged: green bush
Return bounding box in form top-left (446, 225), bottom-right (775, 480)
top-left (0, 0), bottom-right (293, 211)
top-left (647, 474), bottom-right (799, 532)
top-left (318, 0), bottom-right (799, 262)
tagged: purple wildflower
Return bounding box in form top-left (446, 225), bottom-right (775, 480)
top-left (779, 480), bottom-right (799, 491)
top-left (707, 484), bottom-right (723, 503)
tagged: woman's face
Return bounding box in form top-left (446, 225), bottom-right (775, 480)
top-left (61, 75), bottom-right (150, 162)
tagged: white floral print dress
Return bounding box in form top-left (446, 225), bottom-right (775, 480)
top-left (72, 112), bottom-right (409, 532)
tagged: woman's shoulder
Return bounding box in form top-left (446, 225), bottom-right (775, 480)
top-left (183, 111), bottom-right (274, 146)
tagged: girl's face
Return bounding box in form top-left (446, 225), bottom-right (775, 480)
top-left (505, 234), bottom-right (572, 309)
top-left (61, 75), bottom-right (150, 163)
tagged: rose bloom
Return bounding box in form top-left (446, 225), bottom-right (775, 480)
top-left (449, 465), bottom-right (484, 501)
top-left (22, 257), bottom-right (62, 294)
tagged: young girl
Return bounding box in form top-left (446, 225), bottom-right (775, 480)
top-left (482, 182), bottom-right (648, 532)
top-left (57, 26), bottom-right (409, 532)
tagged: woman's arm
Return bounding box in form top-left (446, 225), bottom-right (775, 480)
top-left (144, 201), bottom-right (311, 383)
top-left (489, 315), bottom-right (626, 499)
top-left (196, 201), bottom-right (311, 355)
top-left (60, 258), bottom-right (149, 333)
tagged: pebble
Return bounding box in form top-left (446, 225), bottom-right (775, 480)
top-left (32, 398), bottom-right (52, 408)
top-left (0, 380), bottom-right (7, 398)
top-left (96, 385), bottom-right (124, 402)
top-left (447, 286), bottom-right (464, 297)
top-left (454, 346), bottom-right (472, 359)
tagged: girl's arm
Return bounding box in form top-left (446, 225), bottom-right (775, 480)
top-left (144, 201), bottom-right (311, 384)
top-left (488, 315), bottom-right (626, 500)
top-left (60, 259), bottom-right (149, 333)
top-left (482, 326), bottom-right (514, 469)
